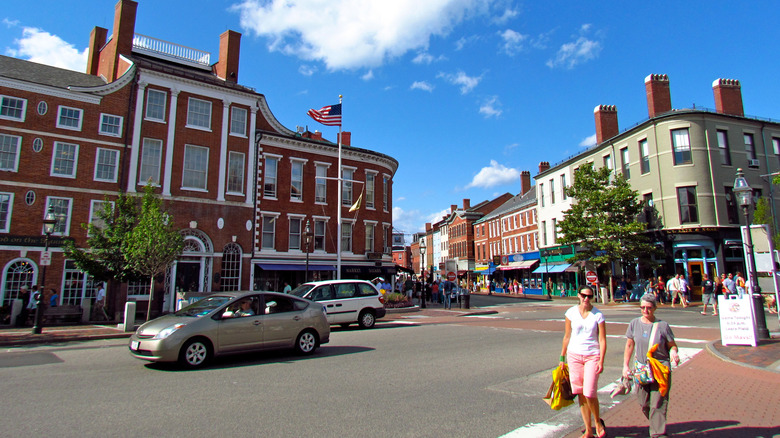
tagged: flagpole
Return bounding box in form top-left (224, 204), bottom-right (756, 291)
top-left (336, 95), bottom-right (343, 279)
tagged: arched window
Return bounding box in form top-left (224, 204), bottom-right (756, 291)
top-left (2, 259), bottom-right (36, 306)
top-left (221, 243), bottom-right (242, 291)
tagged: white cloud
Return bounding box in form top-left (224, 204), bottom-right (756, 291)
top-left (466, 160), bottom-right (521, 189)
top-left (298, 64), bottom-right (317, 76)
top-left (5, 27), bottom-right (88, 72)
top-left (427, 208), bottom-right (451, 224)
top-left (546, 24), bottom-right (602, 69)
top-left (455, 34), bottom-right (480, 50)
top-left (438, 70), bottom-right (482, 94)
top-left (412, 51), bottom-right (447, 64)
top-left (580, 133), bottom-right (597, 147)
top-left (410, 80), bottom-right (434, 92)
top-left (361, 69), bottom-right (374, 81)
top-left (479, 96), bottom-right (502, 118)
top-left (499, 28), bottom-right (527, 55)
top-left (492, 7), bottom-right (518, 25)
top-left (233, 0), bottom-right (487, 70)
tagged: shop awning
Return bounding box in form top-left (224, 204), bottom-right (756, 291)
top-left (498, 260), bottom-right (538, 270)
top-left (256, 263), bottom-right (336, 271)
top-left (532, 263), bottom-right (572, 274)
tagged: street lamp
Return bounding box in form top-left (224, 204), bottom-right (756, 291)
top-left (304, 219), bottom-right (313, 282)
top-left (419, 236), bottom-right (427, 309)
top-left (733, 168), bottom-right (770, 340)
top-left (32, 206), bottom-right (57, 335)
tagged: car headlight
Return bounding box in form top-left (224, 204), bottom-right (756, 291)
top-left (153, 323), bottom-right (186, 340)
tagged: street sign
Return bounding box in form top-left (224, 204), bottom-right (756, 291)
top-left (447, 271), bottom-right (456, 281)
top-left (585, 271), bottom-right (598, 283)
top-left (40, 250), bottom-right (51, 266)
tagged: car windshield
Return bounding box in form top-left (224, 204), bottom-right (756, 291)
top-left (289, 284), bottom-right (315, 298)
top-left (174, 295), bottom-right (234, 317)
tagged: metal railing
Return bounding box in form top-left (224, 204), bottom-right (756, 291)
top-left (132, 33), bottom-right (210, 66)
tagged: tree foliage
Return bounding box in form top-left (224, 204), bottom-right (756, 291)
top-left (123, 184), bottom-right (184, 320)
top-left (557, 163), bottom-right (660, 294)
top-left (64, 192), bottom-right (142, 283)
top-left (753, 196), bottom-right (780, 249)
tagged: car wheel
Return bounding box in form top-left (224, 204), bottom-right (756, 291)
top-left (179, 338), bottom-right (211, 368)
top-left (295, 330), bottom-right (318, 355)
top-left (358, 310), bottom-right (376, 329)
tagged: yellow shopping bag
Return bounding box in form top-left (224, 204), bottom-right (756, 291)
top-left (543, 364), bottom-right (576, 410)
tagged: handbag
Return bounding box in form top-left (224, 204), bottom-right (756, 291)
top-left (633, 322), bottom-right (659, 385)
top-left (543, 363), bottom-right (576, 410)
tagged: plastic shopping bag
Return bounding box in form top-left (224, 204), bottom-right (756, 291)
top-left (543, 364), bottom-right (576, 410)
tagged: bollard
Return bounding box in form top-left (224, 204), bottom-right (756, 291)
top-left (123, 301), bottom-right (137, 332)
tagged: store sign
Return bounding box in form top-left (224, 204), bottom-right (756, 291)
top-left (718, 295), bottom-right (758, 347)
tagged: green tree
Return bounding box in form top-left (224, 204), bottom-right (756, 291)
top-left (557, 163), bottom-right (660, 303)
top-left (123, 184), bottom-right (184, 321)
top-left (753, 196), bottom-right (780, 249)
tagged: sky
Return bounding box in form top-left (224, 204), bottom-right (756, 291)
top-left (3, 1), bottom-right (780, 240)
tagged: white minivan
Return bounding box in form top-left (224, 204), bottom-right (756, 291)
top-left (290, 279), bottom-right (387, 328)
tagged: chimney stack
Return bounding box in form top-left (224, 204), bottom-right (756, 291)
top-left (538, 161), bottom-right (551, 174)
top-left (425, 223), bottom-right (432, 233)
top-left (463, 199), bottom-right (471, 210)
top-left (712, 79), bottom-right (744, 116)
top-left (96, 0), bottom-right (137, 81)
top-left (451, 204), bottom-right (457, 213)
top-left (645, 74), bottom-right (671, 118)
top-left (594, 105), bottom-right (619, 144)
top-left (338, 131), bottom-right (351, 146)
top-left (215, 30), bottom-right (241, 82)
top-left (520, 170), bottom-right (531, 195)
top-left (86, 26), bottom-right (108, 76)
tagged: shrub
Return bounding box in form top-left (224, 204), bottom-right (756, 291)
top-left (384, 292), bottom-right (412, 308)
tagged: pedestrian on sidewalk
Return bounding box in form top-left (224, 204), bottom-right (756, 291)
top-left (735, 272), bottom-right (747, 298)
top-left (723, 273), bottom-right (737, 296)
top-left (701, 273), bottom-right (717, 316)
top-left (678, 275), bottom-right (690, 307)
top-left (560, 286), bottom-right (607, 438)
top-left (443, 280), bottom-right (453, 309)
top-left (654, 276), bottom-right (666, 305)
top-left (623, 293), bottom-right (680, 438)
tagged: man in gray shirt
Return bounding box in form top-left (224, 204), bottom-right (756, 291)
top-left (722, 273), bottom-right (737, 295)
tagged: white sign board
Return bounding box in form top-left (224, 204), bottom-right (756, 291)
top-left (718, 295), bottom-right (758, 347)
top-left (40, 250), bottom-right (51, 266)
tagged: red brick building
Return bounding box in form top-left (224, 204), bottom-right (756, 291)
top-left (0, 0), bottom-right (397, 321)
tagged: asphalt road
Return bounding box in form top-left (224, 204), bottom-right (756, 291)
top-left (0, 299), bottom-right (742, 438)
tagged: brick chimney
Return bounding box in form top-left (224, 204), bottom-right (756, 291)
top-left (96, 0), bottom-right (137, 82)
top-left (520, 170), bottom-right (531, 195)
top-left (214, 30), bottom-right (241, 82)
top-left (425, 223), bottom-right (432, 233)
top-left (645, 74), bottom-right (671, 117)
top-left (712, 78), bottom-right (744, 116)
top-left (594, 105), bottom-right (618, 144)
top-left (338, 131), bottom-right (351, 146)
top-left (86, 26), bottom-right (108, 76)
top-left (538, 161), bottom-right (551, 174)
top-left (463, 199), bottom-right (471, 210)
top-left (451, 204), bottom-right (457, 213)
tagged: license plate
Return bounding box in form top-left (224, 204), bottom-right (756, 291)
top-left (130, 340), bottom-right (139, 351)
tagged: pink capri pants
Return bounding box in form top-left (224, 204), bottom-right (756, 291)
top-left (567, 352), bottom-right (601, 398)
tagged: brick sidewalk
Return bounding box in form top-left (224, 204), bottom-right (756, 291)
top-left (563, 346), bottom-right (780, 438)
top-left (0, 324), bottom-right (131, 347)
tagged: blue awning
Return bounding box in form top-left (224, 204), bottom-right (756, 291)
top-left (532, 263), bottom-right (571, 274)
top-left (256, 263), bottom-right (336, 271)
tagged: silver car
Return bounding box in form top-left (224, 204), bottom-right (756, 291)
top-left (129, 291), bottom-right (330, 368)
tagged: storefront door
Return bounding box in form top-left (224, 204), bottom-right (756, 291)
top-left (688, 261), bottom-right (704, 299)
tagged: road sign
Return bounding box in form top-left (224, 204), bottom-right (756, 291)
top-left (40, 250), bottom-right (51, 266)
top-left (447, 271), bottom-right (457, 281)
top-left (585, 271), bottom-right (598, 283)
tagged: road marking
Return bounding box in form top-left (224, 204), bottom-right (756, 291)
top-left (500, 348), bottom-right (701, 438)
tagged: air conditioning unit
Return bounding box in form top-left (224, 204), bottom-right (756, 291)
top-left (748, 159), bottom-right (760, 167)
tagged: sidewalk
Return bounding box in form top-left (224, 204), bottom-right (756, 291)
top-left (0, 324), bottom-right (133, 347)
top-left (562, 335), bottom-right (780, 438)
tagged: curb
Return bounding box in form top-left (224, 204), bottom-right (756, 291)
top-left (705, 339), bottom-right (780, 374)
top-left (0, 332), bottom-right (132, 348)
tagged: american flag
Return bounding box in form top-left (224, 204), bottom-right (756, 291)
top-left (307, 103), bottom-right (342, 126)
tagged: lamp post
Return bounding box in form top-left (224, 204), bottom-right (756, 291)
top-left (419, 236), bottom-right (427, 309)
top-left (32, 206), bottom-right (57, 335)
top-left (733, 168), bottom-right (770, 340)
top-left (304, 219), bottom-right (313, 282)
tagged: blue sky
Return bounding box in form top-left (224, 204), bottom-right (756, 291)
top-left (3, 1), bottom-right (780, 239)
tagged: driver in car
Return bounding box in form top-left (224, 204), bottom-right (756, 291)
top-left (233, 298), bottom-right (255, 317)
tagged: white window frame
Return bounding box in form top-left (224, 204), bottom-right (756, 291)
top-left (342, 167), bottom-right (355, 206)
top-left (366, 171), bottom-right (377, 209)
top-left (145, 89), bottom-right (167, 122)
top-left (229, 106), bottom-right (247, 136)
top-left (288, 215), bottom-right (304, 251)
top-left (364, 221), bottom-right (376, 252)
top-left (261, 214), bottom-right (278, 250)
top-left (56, 105), bottom-right (83, 131)
top-left (561, 174), bottom-right (567, 200)
top-left (226, 151), bottom-right (245, 195)
top-left (315, 162), bottom-right (329, 204)
top-left (139, 138), bottom-right (162, 185)
top-left (671, 128), bottom-right (692, 165)
top-left (0, 95), bottom-right (27, 122)
top-left (313, 217), bottom-right (327, 251)
top-left (88, 200), bottom-right (113, 233)
top-left (99, 113), bottom-right (123, 137)
top-left (182, 144), bottom-right (209, 191)
top-left (639, 138), bottom-right (650, 174)
top-left (186, 97), bottom-right (212, 130)
top-left (0, 192), bottom-right (13, 233)
top-left (51, 141), bottom-right (79, 178)
top-left (0, 133), bottom-right (22, 172)
top-left (94, 148), bottom-right (120, 183)
top-left (341, 220), bottom-right (354, 253)
top-left (290, 158), bottom-right (305, 202)
top-left (46, 196), bottom-right (72, 236)
top-left (383, 175), bottom-right (389, 212)
top-left (264, 154), bottom-right (281, 199)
